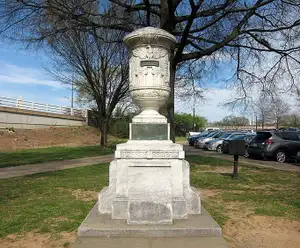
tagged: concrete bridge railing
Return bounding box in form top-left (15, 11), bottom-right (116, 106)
top-left (0, 96), bottom-right (87, 118)
top-left (0, 96), bottom-right (88, 129)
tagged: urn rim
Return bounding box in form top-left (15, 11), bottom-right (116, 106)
top-left (124, 27), bottom-right (176, 48)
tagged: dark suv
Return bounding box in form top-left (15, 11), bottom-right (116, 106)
top-left (222, 133), bottom-right (252, 154)
top-left (247, 131), bottom-right (300, 162)
top-left (296, 152), bottom-right (300, 163)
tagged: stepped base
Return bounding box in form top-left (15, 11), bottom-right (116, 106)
top-left (73, 202), bottom-right (228, 247)
top-left (78, 202), bottom-right (221, 237)
top-left (72, 236), bottom-right (228, 248)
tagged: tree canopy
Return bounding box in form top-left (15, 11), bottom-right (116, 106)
top-left (214, 114), bottom-right (249, 127)
top-left (46, 26), bottom-right (129, 146)
top-left (174, 112), bottom-right (207, 136)
top-left (1, 0), bottom-right (300, 139)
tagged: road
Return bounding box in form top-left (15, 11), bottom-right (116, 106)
top-left (183, 143), bottom-right (300, 173)
top-left (0, 155), bottom-right (114, 179)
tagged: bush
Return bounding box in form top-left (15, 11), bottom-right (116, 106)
top-left (174, 113), bottom-right (207, 136)
top-left (109, 118), bottom-right (129, 138)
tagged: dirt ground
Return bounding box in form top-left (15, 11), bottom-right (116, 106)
top-left (224, 215), bottom-right (300, 248)
top-left (1, 189), bottom-right (299, 248)
top-left (1, 216), bottom-right (299, 248)
top-left (0, 232), bottom-right (76, 248)
top-left (0, 126), bottom-right (101, 152)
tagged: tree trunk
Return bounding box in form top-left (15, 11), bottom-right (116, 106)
top-left (160, 63), bottom-right (176, 142)
top-left (168, 64), bottom-right (176, 142)
top-left (99, 121), bottom-right (108, 147)
top-left (159, 2), bottom-right (176, 142)
top-left (160, 1), bottom-right (175, 32)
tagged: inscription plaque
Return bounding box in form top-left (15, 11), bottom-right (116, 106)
top-left (131, 123), bottom-right (169, 140)
top-left (140, 60), bottom-right (159, 67)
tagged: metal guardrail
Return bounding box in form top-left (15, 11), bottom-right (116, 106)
top-left (0, 96), bottom-right (87, 118)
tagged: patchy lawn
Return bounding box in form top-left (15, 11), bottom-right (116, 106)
top-left (0, 164), bottom-right (108, 238)
top-left (0, 155), bottom-right (299, 248)
top-left (188, 155), bottom-right (300, 247)
top-left (188, 155), bottom-right (300, 224)
top-left (175, 136), bottom-right (187, 142)
top-left (0, 141), bottom-right (124, 168)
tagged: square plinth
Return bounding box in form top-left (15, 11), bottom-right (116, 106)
top-left (78, 202), bottom-right (222, 238)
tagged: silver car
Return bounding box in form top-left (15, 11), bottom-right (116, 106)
top-left (207, 132), bottom-right (245, 152)
top-left (194, 131), bottom-right (218, 148)
top-left (195, 132), bottom-right (224, 149)
top-left (206, 132), bottom-right (234, 152)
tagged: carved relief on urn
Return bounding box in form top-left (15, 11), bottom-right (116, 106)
top-left (124, 27), bottom-right (176, 123)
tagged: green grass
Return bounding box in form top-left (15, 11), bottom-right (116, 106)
top-left (0, 155), bottom-right (299, 238)
top-left (175, 136), bottom-right (187, 142)
top-left (187, 155), bottom-right (233, 167)
top-left (0, 141), bottom-right (124, 168)
top-left (188, 155), bottom-right (300, 225)
top-left (0, 164), bottom-right (109, 237)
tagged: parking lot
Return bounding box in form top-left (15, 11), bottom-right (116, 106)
top-left (183, 143), bottom-right (300, 173)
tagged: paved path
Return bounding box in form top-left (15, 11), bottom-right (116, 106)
top-left (1, 143), bottom-right (299, 179)
top-left (184, 144), bottom-right (300, 173)
top-left (0, 155), bottom-right (113, 179)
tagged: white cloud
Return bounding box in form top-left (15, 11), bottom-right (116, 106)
top-left (55, 97), bottom-right (71, 104)
top-left (0, 60), bottom-right (64, 88)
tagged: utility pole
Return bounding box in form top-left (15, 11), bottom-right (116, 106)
top-left (192, 95), bottom-right (196, 131)
top-left (71, 80), bottom-right (74, 109)
top-left (192, 107), bottom-right (195, 131)
top-left (255, 115), bottom-right (258, 131)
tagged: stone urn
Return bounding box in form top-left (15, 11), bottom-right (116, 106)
top-left (123, 27), bottom-right (176, 123)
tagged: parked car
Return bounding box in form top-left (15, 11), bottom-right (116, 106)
top-left (281, 127), bottom-right (300, 132)
top-left (221, 133), bottom-right (249, 154)
top-left (187, 132), bottom-right (202, 140)
top-left (295, 151), bottom-right (300, 163)
top-left (245, 133), bottom-right (256, 146)
top-left (205, 127), bottom-right (220, 131)
top-left (195, 131), bottom-right (223, 149)
top-left (188, 131), bottom-right (210, 146)
top-left (243, 134), bottom-right (257, 157)
top-left (206, 132), bottom-right (234, 152)
top-left (246, 131), bottom-right (300, 162)
top-left (194, 131), bottom-right (218, 148)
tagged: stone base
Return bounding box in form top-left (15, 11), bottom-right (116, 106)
top-left (72, 202), bottom-right (228, 247)
top-left (72, 236), bottom-right (228, 248)
top-left (79, 202), bottom-right (221, 237)
top-left (98, 140), bottom-right (201, 224)
top-left (98, 140), bottom-right (201, 225)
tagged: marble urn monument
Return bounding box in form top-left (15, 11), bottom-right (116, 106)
top-left (73, 27), bottom-right (227, 248)
top-left (98, 27), bottom-right (201, 224)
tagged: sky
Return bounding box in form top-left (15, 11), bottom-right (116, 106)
top-left (0, 44), bottom-right (73, 106)
top-left (0, 42), bottom-right (244, 122)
